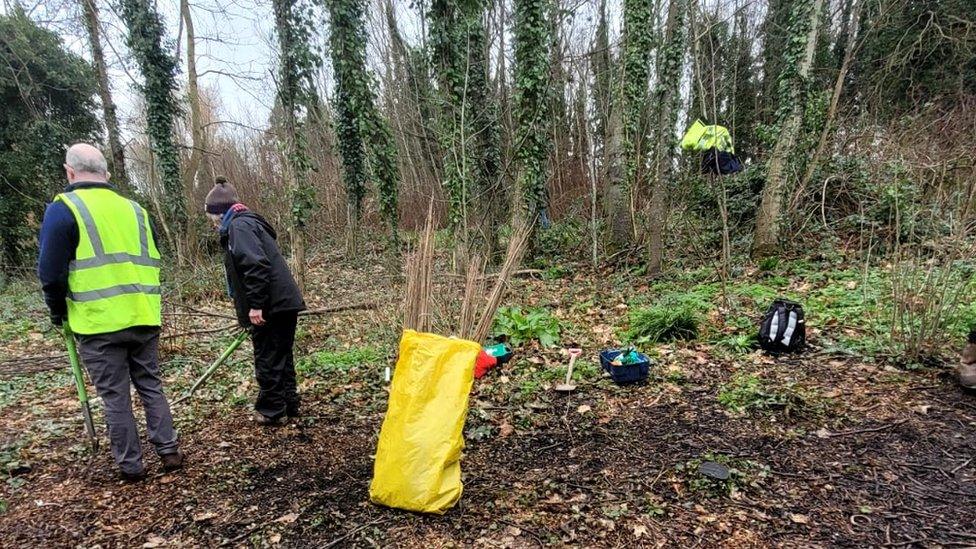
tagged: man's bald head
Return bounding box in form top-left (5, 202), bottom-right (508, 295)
top-left (64, 143), bottom-right (109, 183)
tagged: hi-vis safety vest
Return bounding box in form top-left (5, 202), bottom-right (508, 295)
top-left (681, 119), bottom-right (735, 153)
top-left (55, 188), bottom-right (162, 335)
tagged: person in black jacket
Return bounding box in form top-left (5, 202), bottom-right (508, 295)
top-left (205, 177), bottom-right (306, 425)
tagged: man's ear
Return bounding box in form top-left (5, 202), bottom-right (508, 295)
top-left (64, 164), bottom-right (75, 182)
top-left (105, 170), bottom-right (112, 181)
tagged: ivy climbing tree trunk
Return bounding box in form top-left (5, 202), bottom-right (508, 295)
top-left (611, 0), bottom-right (654, 248)
top-left (646, 0), bottom-right (687, 274)
top-left (119, 0), bottom-right (187, 264)
top-left (513, 0), bottom-right (551, 238)
top-left (430, 0), bottom-right (500, 260)
top-left (272, 0), bottom-right (318, 287)
top-left (467, 3), bottom-right (503, 260)
top-left (752, 0), bottom-right (825, 259)
top-left (328, 0), bottom-right (400, 250)
top-left (80, 0), bottom-right (128, 192)
top-left (791, 0), bottom-right (864, 210)
top-left (593, 0), bottom-right (628, 249)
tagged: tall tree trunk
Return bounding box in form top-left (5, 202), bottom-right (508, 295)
top-left (180, 0), bottom-right (207, 193)
top-left (80, 0), bottom-right (129, 192)
top-left (833, 0), bottom-right (855, 70)
top-left (611, 0), bottom-right (653, 249)
top-left (512, 0), bottom-right (552, 241)
top-left (752, 0), bottom-right (825, 259)
top-left (497, 0), bottom-right (513, 193)
top-left (646, 0), bottom-right (688, 274)
top-left (791, 0), bottom-right (863, 210)
top-left (272, 0), bottom-right (317, 287)
top-left (119, 0), bottom-right (187, 264)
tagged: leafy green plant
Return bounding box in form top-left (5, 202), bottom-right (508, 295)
top-left (518, 379), bottom-right (541, 399)
top-left (541, 265), bottom-right (570, 280)
top-left (492, 306), bottom-right (560, 347)
top-left (714, 333), bottom-right (755, 354)
top-left (625, 302), bottom-right (699, 343)
top-left (297, 346), bottom-right (384, 375)
top-left (540, 358), bottom-right (601, 382)
top-left (718, 373), bottom-right (825, 417)
top-left (757, 256), bottom-right (780, 272)
top-left (676, 453), bottom-right (769, 497)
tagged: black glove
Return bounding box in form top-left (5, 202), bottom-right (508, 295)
top-left (50, 313), bottom-right (65, 327)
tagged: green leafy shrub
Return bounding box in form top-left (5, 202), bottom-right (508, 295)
top-left (492, 306), bottom-right (560, 347)
top-left (625, 302), bottom-right (699, 343)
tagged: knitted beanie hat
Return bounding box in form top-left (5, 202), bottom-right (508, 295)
top-left (205, 176), bottom-right (240, 214)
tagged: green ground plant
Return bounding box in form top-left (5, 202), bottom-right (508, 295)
top-left (625, 301), bottom-right (700, 343)
top-left (492, 306), bottom-right (560, 347)
top-left (718, 373), bottom-right (825, 418)
top-left (676, 453), bottom-right (769, 498)
top-left (298, 346), bottom-right (385, 375)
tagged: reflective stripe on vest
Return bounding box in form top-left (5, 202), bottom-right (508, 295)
top-left (68, 283), bottom-right (162, 303)
top-left (61, 192), bottom-right (161, 272)
top-left (56, 188), bottom-right (162, 334)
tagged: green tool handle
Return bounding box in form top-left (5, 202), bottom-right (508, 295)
top-left (173, 330), bottom-right (249, 405)
top-left (63, 324), bottom-right (89, 405)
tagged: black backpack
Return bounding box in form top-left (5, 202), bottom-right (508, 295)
top-left (759, 299), bottom-right (805, 353)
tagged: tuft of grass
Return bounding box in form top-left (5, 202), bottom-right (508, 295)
top-left (718, 373), bottom-right (825, 418)
top-left (625, 302), bottom-right (699, 343)
top-left (714, 333), bottom-right (755, 354)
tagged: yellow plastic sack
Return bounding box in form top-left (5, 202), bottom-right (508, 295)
top-left (369, 330), bottom-right (481, 514)
top-left (681, 119), bottom-right (735, 153)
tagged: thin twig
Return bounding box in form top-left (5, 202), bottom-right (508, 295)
top-left (826, 419), bottom-right (908, 437)
top-left (162, 323), bottom-right (238, 339)
top-left (322, 517), bottom-right (391, 548)
top-left (300, 302), bottom-right (378, 315)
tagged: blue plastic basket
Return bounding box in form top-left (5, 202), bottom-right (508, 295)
top-left (599, 349), bottom-right (651, 384)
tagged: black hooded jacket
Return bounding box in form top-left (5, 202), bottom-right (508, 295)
top-left (220, 211), bottom-right (305, 326)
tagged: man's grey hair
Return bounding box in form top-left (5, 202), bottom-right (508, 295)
top-left (65, 143), bottom-right (108, 176)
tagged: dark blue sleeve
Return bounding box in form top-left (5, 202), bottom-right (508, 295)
top-left (37, 201), bottom-right (78, 318)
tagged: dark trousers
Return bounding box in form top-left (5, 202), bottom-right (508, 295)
top-left (251, 312), bottom-right (300, 419)
top-left (76, 326), bottom-right (178, 474)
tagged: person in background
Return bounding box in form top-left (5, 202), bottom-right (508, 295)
top-left (204, 176), bottom-right (306, 425)
top-left (38, 143), bottom-right (182, 481)
top-left (959, 331), bottom-right (976, 390)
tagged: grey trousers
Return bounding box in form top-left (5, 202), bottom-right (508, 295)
top-left (76, 326), bottom-right (179, 474)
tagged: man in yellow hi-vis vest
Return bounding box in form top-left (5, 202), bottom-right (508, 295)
top-left (38, 143), bottom-right (182, 481)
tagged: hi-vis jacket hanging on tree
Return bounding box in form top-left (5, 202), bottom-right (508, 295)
top-left (369, 330), bottom-right (481, 514)
top-left (681, 119), bottom-right (743, 175)
top-left (55, 188), bottom-right (162, 334)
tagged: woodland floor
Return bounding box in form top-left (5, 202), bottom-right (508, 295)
top-left (0, 248), bottom-right (975, 548)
